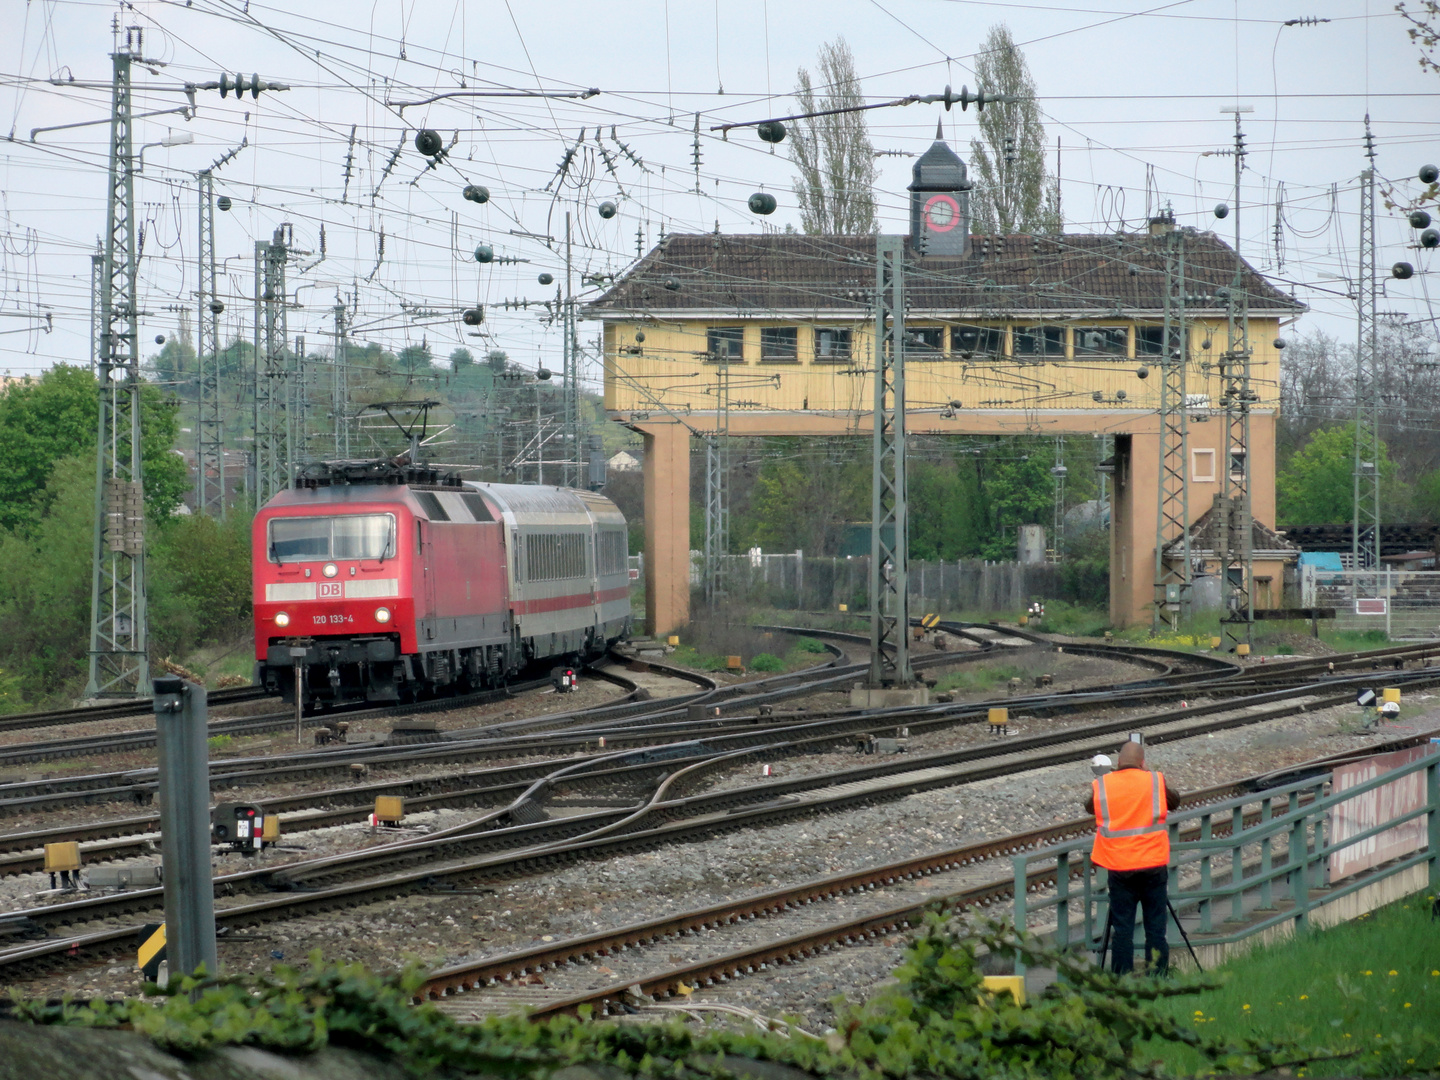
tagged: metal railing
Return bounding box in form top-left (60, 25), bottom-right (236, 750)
top-left (1009, 745), bottom-right (1440, 974)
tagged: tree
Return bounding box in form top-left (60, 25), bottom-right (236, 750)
top-left (486, 349), bottom-right (509, 374)
top-left (967, 25), bottom-right (1061, 235)
top-left (0, 365), bottom-right (185, 533)
top-left (449, 347), bottom-right (474, 370)
top-left (1277, 423), bottom-right (1402, 525)
top-left (789, 38), bottom-right (878, 235)
top-left (396, 343), bottom-right (434, 372)
top-left (1398, 2), bottom-right (1440, 75)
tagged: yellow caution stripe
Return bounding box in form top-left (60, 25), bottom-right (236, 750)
top-left (138, 922), bottom-right (166, 980)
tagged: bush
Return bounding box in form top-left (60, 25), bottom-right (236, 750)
top-left (749, 652), bottom-right (785, 672)
top-left (795, 636), bottom-right (829, 654)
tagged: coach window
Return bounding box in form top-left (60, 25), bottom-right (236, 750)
top-left (813, 326), bottom-right (852, 363)
top-left (706, 326), bottom-right (745, 363)
top-left (759, 326), bottom-right (799, 363)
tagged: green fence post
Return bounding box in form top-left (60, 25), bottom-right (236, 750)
top-left (1311, 782), bottom-right (1328, 890)
top-left (1428, 756), bottom-right (1439, 889)
top-left (1200, 813), bottom-right (1213, 932)
top-left (1083, 852), bottom-right (1095, 950)
top-left (1230, 804), bottom-right (1245, 922)
top-left (1258, 796), bottom-right (1274, 910)
top-left (1056, 851), bottom-right (1071, 951)
top-left (1012, 854), bottom-right (1029, 976)
top-left (1289, 818), bottom-right (1308, 931)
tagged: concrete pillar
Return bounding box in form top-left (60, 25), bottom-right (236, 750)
top-left (641, 422), bottom-right (690, 636)
top-left (1110, 431), bottom-right (1161, 628)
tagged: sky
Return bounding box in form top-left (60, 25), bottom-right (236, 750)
top-left (0, 0), bottom-right (1437, 387)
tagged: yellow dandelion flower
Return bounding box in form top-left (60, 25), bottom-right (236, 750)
top-left (1194, 1010), bottom-right (1204, 1016)
top-left (1388, 969), bottom-right (1398, 976)
top-left (1242, 1004), bottom-right (1251, 1010)
top-left (1405, 1003), bottom-right (1412, 1008)
top-left (1299, 994), bottom-right (1309, 1000)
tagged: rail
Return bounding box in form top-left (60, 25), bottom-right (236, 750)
top-left (1008, 741), bottom-right (1440, 973)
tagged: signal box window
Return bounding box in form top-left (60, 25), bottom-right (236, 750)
top-left (706, 326), bottom-right (745, 363)
top-left (1013, 326), bottom-right (1064, 357)
top-left (1191, 448), bottom-right (1216, 483)
top-left (907, 327), bottom-right (944, 356)
top-left (1136, 326), bottom-right (1165, 356)
top-left (759, 326), bottom-right (799, 363)
top-left (814, 327), bottom-right (852, 363)
top-left (952, 325), bottom-right (1003, 357)
top-left (1073, 326), bottom-right (1129, 356)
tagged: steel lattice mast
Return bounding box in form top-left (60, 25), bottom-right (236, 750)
top-left (332, 300), bottom-right (350, 457)
top-left (253, 226), bottom-right (291, 505)
top-left (1218, 111), bottom-right (1254, 650)
top-left (196, 170), bottom-right (224, 517)
top-left (1352, 117), bottom-right (1381, 592)
top-left (703, 352), bottom-right (731, 608)
top-left (868, 235), bottom-right (913, 687)
top-left (1153, 226), bottom-right (1191, 631)
top-left (86, 35), bottom-right (149, 698)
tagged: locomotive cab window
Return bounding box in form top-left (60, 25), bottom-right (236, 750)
top-left (269, 515), bottom-right (396, 563)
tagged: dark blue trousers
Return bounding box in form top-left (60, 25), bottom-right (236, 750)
top-left (1107, 866), bottom-right (1170, 974)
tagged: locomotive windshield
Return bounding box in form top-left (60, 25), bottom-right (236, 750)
top-left (268, 514), bottom-right (396, 563)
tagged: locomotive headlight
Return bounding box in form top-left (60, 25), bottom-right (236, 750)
top-left (322, 563), bottom-right (338, 578)
top-left (274, 611), bottom-right (291, 628)
top-left (374, 607), bottom-right (391, 624)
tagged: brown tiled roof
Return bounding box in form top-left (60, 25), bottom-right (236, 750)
top-left (1164, 496), bottom-right (1300, 559)
top-left (587, 231), bottom-right (1302, 318)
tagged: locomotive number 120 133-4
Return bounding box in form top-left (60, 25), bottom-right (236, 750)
top-left (313, 614), bottom-right (354, 625)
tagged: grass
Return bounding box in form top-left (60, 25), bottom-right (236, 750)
top-left (932, 662), bottom-right (1028, 695)
top-left (1145, 894), bottom-right (1440, 1077)
top-left (667, 632), bottom-right (833, 674)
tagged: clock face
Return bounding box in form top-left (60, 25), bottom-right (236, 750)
top-left (923, 194), bottom-right (960, 233)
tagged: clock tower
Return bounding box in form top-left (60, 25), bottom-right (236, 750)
top-left (909, 120), bottom-right (971, 257)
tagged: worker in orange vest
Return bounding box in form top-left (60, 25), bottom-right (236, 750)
top-left (1085, 741), bottom-right (1181, 974)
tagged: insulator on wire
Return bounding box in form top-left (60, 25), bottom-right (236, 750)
top-left (598, 201), bottom-right (618, 219)
top-left (463, 184), bottom-right (490, 204)
top-left (748, 192), bottom-right (777, 215)
top-left (1214, 203), bottom-right (1229, 219)
top-left (1409, 210), bottom-right (1432, 230)
top-left (216, 196), bottom-right (232, 211)
top-left (1393, 261), bottom-right (1415, 280)
top-left (1422, 229), bottom-right (1440, 250)
top-left (473, 244), bottom-right (494, 263)
top-left (538, 272), bottom-right (554, 285)
top-left (1420, 164), bottom-right (1439, 185)
top-left (664, 277), bottom-right (680, 291)
top-left (462, 308), bottom-right (484, 326)
top-left (210, 301), bottom-right (225, 314)
top-left (415, 129), bottom-right (444, 156)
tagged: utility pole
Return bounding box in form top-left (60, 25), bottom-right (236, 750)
top-left (196, 170), bottom-right (224, 517)
top-left (332, 300), bottom-right (350, 457)
top-left (1218, 108), bottom-right (1255, 650)
top-left (868, 235), bottom-right (913, 688)
top-left (1153, 224), bottom-right (1191, 631)
top-left (1352, 116), bottom-right (1382, 598)
top-left (86, 29), bottom-right (150, 698)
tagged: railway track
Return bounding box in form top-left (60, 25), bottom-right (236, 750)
top-left (0, 685), bottom-right (269, 737)
top-left (411, 727), bottom-right (1440, 1020)
top-left (2, 661), bottom-right (1431, 978)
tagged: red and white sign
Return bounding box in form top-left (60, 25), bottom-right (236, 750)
top-left (1355, 597), bottom-right (1388, 615)
top-left (1328, 744), bottom-right (1435, 881)
top-left (318, 581), bottom-right (343, 600)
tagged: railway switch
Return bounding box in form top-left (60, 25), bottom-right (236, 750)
top-left (1034, 674), bottom-right (1053, 689)
top-left (987, 708), bottom-right (1010, 735)
top-left (88, 864), bottom-right (163, 890)
top-left (212, 803), bottom-right (265, 852)
top-left (44, 842), bottom-right (81, 891)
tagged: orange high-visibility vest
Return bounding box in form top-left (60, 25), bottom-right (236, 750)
top-left (1091, 768), bottom-right (1170, 871)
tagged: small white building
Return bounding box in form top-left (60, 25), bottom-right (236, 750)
top-left (607, 450), bottom-right (641, 472)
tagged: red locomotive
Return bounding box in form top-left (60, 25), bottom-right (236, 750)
top-left (252, 460), bottom-right (632, 705)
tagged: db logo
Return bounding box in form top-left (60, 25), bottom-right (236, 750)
top-left (318, 582), bottom-right (343, 599)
